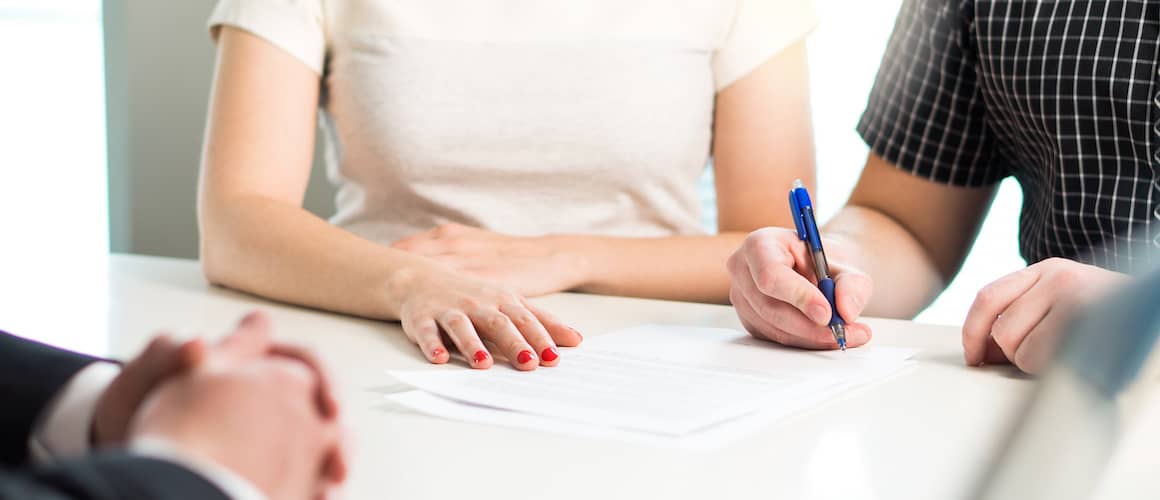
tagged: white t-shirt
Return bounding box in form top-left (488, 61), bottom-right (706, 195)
top-left (209, 0), bottom-right (817, 243)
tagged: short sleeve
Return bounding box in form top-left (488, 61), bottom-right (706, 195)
top-left (856, 0), bottom-right (1007, 187)
top-left (208, 0), bottom-right (326, 75)
top-left (712, 0), bottom-right (818, 91)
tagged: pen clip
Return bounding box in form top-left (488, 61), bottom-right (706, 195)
top-left (788, 188), bottom-right (807, 241)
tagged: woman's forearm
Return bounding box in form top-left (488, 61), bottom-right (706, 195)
top-left (562, 233), bottom-right (748, 304)
top-left (199, 194), bottom-right (432, 321)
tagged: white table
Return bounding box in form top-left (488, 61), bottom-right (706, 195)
top-left (4, 254), bottom-right (1157, 500)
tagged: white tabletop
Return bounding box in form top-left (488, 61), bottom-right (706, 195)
top-left (4, 254), bottom-right (1157, 500)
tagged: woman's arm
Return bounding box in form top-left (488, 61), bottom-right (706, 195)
top-left (199, 28), bottom-right (580, 369)
top-left (573, 39), bottom-right (816, 303)
top-left (393, 41), bottom-right (816, 304)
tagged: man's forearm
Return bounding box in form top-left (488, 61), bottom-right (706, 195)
top-left (824, 205), bottom-right (948, 319)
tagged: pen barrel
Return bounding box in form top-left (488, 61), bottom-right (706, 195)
top-left (817, 278), bottom-right (846, 327)
top-left (810, 249), bottom-right (831, 279)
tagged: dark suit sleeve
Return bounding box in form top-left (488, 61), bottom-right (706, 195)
top-left (0, 452), bottom-right (230, 500)
top-left (0, 331), bottom-right (102, 467)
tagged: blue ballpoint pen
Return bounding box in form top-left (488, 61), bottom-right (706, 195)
top-left (788, 179), bottom-right (848, 351)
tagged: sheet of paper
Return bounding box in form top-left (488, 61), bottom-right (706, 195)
top-left (386, 358), bottom-right (915, 449)
top-left (386, 325), bottom-right (918, 437)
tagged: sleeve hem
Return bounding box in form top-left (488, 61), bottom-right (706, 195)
top-left (712, 0), bottom-right (819, 92)
top-left (207, 0), bottom-right (326, 75)
top-left (856, 118), bottom-right (1009, 188)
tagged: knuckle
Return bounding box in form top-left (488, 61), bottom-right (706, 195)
top-left (440, 312), bottom-right (469, 330)
top-left (754, 267), bottom-right (778, 293)
top-left (506, 340), bottom-right (529, 354)
top-left (456, 297), bottom-right (482, 311)
top-left (508, 312), bottom-right (536, 328)
top-left (483, 313), bottom-right (511, 332)
top-left (1048, 268), bottom-right (1080, 288)
top-left (497, 291), bottom-right (522, 305)
top-left (973, 286), bottom-right (998, 308)
top-left (412, 321), bottom-right (438, 338)
top-left (743, 231), bottom-right (766, 252)
top-left (792, 284), bottom-right (813, 308)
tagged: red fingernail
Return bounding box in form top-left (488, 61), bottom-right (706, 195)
top-left (473, 350), bottom-right (489, 364)
top-left (432, 348), bottom-right (445, 359)
top-left (541, 347), bottom-right (559, 362)
top-left (517, 350), bottom-right (535, 364)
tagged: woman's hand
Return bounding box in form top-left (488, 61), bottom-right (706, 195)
top-left (962, 258), bottom-right (1128, 374)
top-left (392, 224), bottom-right (587, 297)
top-left (388, 263), bottom-right (584, 369)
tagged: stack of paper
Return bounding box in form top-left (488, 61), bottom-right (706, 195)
top-left (386, 325), bottom-right (917, 447)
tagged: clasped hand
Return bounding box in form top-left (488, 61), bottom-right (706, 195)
top-left (93, 312), bottom-right (347, 500)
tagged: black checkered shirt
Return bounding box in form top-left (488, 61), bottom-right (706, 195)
top-left (857, 0), bottom-right (1160, 273)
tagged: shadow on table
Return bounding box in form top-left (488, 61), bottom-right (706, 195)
top-left (921, 351), bottom-right (1033, 380)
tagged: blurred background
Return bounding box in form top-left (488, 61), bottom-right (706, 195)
top-left (0, 0), bottom-right (1026, 326)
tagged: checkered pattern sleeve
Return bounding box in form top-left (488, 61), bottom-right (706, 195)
top-left (856, 0), bottom-right (1009, 187)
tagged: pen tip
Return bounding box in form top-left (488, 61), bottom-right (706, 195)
top-left (792, 179), bottom-right (805, 189)
top-left (839, 340), bottom-right (847, 351)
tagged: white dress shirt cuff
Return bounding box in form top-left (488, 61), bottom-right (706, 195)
top-left (29, 362), bottom-right (121, 463)
top-left (131, 436), bottom-right (268, 500)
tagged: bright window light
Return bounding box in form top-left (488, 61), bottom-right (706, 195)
top-left (0, 0), bottom-right (109, 352)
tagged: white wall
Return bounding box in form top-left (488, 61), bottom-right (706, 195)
top-left (102, 0), bottom-right (333, 259)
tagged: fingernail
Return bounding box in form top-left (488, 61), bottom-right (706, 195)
top-left (517, 350), bottom-right (535, 364)
top-left (568, 327), bottom-right (584, 340)
top-left (541, 347), bottom-right (559, 362)
top-left (473, 350), bottom-right (490, 364)
top-left (432, 348), bottom-right (445, 359)
top-left (809, 304), bottom-right (830, 324)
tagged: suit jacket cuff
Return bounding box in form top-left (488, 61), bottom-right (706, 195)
top-left (132, 437), bottom-right (268, 500)
top-left (33, 451), bottom-right (234, 500)
top-left (29, 362), bottom-right (121, 463)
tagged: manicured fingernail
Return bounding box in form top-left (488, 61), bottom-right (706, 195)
top-left (541, 347), bottom-right (559, 362)
top-left (517, 350), bottom-right (535, 364)
top-left (432, 348), bottom-right (445, 359)
top-left (473, 350), bottom-right (489, 364)
top-left (809, 304), bottom-right (829, 324)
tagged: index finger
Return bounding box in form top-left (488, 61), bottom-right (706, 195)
top-left (962, 269), bottom-right (1040, 366)
top-left (743, 234), bottom-right (831, 325)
